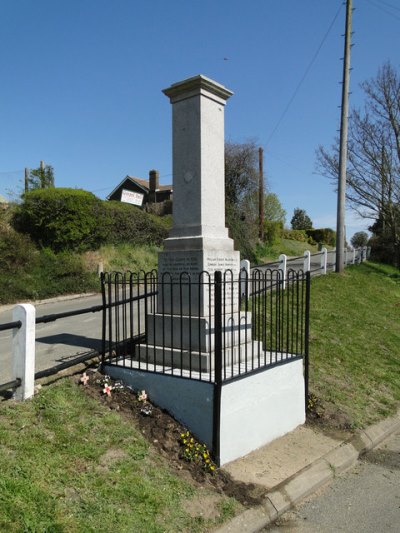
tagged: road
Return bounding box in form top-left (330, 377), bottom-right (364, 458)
top-left (0, 293), bottom-right (103, 383)
top-left (265, 428), bottom-right (400, 532)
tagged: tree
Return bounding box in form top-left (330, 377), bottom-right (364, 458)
top-left (317, 62), bottom-right (400, 265)
top-left (264, 193), bottom-right (286, 224)
top-left (351, 231), bottom-right (369, 249)
top-left (225, 141), bottom-right (259, 206)
top-left (225, 141), bottom-right (260, 260)
top-left (28, 164), bottom-right (55, 190)
top-left (291, 208), bottom-right (313, 230)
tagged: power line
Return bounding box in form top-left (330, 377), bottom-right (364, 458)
top-left (366, 0), bottom-right (400, 21)
top-left (266, 2), bottom-right (344, 147)
top-left (0, 169), bottom-right (24, 175)
top-left (377, 0), bottom-right (400, 13)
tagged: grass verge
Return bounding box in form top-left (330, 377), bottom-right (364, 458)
top-left (0, 378), bottom-right (239, 532)
top-left (308, 261), bottom-right (400, 428)
top-left (255, 238), bottom-right (321, 264)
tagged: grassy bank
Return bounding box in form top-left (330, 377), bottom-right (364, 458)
top-left (0, 244), bottom-right (159, 305)
top-left (255, 238), bottom-right (321, 264)
top-left (309, 261), bottom-right (400, 428)
top-left (0, 379), bottom-right (238, 532)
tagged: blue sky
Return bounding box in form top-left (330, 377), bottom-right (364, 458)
top-left (1, 0), bottom-right (399, 239)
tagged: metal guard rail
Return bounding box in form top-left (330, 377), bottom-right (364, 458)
top-left (35, 291), bottom-right (157, 325)
top-left (0, 320), bottom-right (22, 332)
top-left (0, 378), bottom-right (21, 393)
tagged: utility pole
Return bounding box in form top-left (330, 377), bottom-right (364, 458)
top-left (336, 0), bottom-right (352, 273)
top-left (40, 160), bottom-right (45, 188)
top-left (259, 147), bottom-right (264, 241)
top-left (24, 168), bottom-right (29, 193)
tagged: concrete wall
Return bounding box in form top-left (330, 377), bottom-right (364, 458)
top-left (104, 364), bottom-right (214, 448)
top-left (219, 359), bottom-right (305, 465)
top-left (105, 358), bottom-right (305, 467)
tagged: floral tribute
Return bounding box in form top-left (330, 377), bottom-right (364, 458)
top-left (79, 372), bottom-right (90, 386)
top-left (179, 430), bottom-right (216, 473)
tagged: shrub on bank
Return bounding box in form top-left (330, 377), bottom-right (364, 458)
top-left (12, 188), bottom-right (169, 253)
top-left (306, 228), bottom-right (336, 247)
top-left (13, 188), bottom-right (103, 252)
top-left (101, 201), bottom-right (168, 246)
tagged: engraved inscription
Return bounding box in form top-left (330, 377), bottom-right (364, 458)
top-left (159, 254), bottom-right (200, 278)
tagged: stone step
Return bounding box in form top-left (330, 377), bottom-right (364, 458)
top-left (136, 340), bottom-right (263, 373)
top-left (146, 311), bottom-right (253, 351)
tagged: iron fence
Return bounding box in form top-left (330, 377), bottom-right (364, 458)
top-left (101, 268), bottom-right (310, 386)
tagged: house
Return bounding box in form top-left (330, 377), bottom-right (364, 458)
top-left (107, 170), bottom-right (173, 209)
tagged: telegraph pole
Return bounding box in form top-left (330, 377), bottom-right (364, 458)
top-left (259, 147), bottom-right (265, 240)
top-left (24, 168), bottom-right (29, 193)
top-left (336, 0), bottom-right (352, 273)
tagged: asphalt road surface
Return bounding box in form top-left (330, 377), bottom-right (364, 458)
top-left (0, 293), bottom-right (103, 383)
top-left (265, 428), bottom-right (400, 532)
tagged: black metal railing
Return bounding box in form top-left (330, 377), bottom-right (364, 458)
top-left (101, 268), bottom-right (310, 385)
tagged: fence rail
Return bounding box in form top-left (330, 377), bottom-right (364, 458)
top-left (252, 246), bottom-right (370, 274)
top-left (0, 320), bottom-right (22, 332)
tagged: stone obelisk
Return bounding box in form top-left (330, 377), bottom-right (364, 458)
top-left (140, 75), bottom-right (253, 372)
top-left (158, 75), bottom-right (240, 314)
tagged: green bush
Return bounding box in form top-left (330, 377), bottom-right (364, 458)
top-left (306, 228), bottom-right (336, 246)
top-left (0, 225), bottom-right (38, 272)
top-left (101, 201), bottom-right (168, 246)
top-left (226, 205), bottom-right (258, 262)
top-left (264, 220), bottom-right (283, 245)
top-left (12, 189), bottom-right (169, 253)
top-left (13, 188), bottom-right (103, 252)
top-left (282, 229), bottom-right (308, 242)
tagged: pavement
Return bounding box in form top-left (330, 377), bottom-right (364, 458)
top-left (216, 409), bottom-right (400, 533)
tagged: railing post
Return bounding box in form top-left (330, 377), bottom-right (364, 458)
top-left (212, 271), bottom-right (223, 467)
top-left (321, 247), bottom-right (328, 274)
top-left (304, 271), bottom-right (311, 413)
top-left (363, 246), bottom-right (367, 261)
top-left (344, 248), bottom-right (348, 266)
top-left (279, 254), bottom-right (287, 290)
top-left (303, 250), bottom-right (311, 273)
top-left (12, 304), bottom-right (36, 401)
top-left (352, 249), bottom-right (356, 264)
top-left (240, 259), bottom-right (250, 298)
top-left (367, 246), bottom-right (371, 259)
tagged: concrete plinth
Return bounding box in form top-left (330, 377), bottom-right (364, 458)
top-left (146, 311), bottom-right (253, 352)
top-left (137, 341), bottom-right (259, 373)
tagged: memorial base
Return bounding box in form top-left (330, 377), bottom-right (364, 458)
top-left (137, 341), bottom-right (260, 373)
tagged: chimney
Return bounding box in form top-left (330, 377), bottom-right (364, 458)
top-left (149, 169), bottom-right (159, 192)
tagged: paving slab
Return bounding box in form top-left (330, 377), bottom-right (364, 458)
top-left (223, 424), bottom-right (341, 489)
